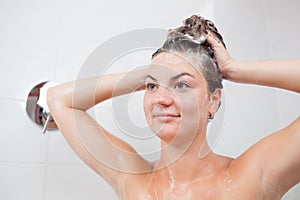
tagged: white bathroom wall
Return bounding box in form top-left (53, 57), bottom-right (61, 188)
top-left (0, 0), bottom-right (299, 199)
top-left (263, 0), bottom-right (300, 198)
top-left (263, 0), bottom-right (300, 126)
top-left (212, 0), bottom-right (280, 157)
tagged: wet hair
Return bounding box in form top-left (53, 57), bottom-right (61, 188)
top-left (152, 15), bottom-right (226, 93)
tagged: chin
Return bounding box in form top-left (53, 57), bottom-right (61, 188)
top-left (156, 131), bottom-right (177, 143)
top-left (151, 124), bottom-right (180, 143)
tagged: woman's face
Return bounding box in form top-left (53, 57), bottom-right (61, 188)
top-left (143, 52), bottom-right (213, 144)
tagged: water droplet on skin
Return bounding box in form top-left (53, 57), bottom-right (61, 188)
top-left (223, 173), bottom-right (233, 193)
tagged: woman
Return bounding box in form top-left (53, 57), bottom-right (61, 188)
top-left (47, 15), bottom-right (300, 199)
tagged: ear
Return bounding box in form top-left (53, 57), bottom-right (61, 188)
top-left (208, 89), bottom-right (222, 116)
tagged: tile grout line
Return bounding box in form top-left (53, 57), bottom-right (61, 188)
top-left (42, 0), bottom-right (63, 197)
top-left (0, 97), bottom-right (25, 102)
top-left (0, 160), bottom-right (84, 165)
top-left (0, 161), bottom-right (45, 165)
top-left (42, 133), bottom-right (50, 200)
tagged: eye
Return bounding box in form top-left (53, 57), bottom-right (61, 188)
top-left (146, 83), bottom-right (158, 91)
top-left (175, 82), bottom-right (190, 90)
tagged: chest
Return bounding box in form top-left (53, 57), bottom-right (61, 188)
top-left (120, 177), bottom-right (226, 200)
top-left (118, 175), bottom-right (267, 200)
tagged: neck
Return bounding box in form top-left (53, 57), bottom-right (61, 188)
top-left (153, 135), bottom-right (228, 183)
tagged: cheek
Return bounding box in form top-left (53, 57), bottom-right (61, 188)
top-left (178, 91), bottom-right (209, 121)
top-left (143, 93), bottom-right (151, 122)
top-left (171, 92), bottom-right (208, 140)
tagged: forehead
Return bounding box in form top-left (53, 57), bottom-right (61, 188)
top-left (149, 52), bottom-right (203, 79)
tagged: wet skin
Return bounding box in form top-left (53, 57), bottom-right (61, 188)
top-left (115, 53), bottom-right (282, 200)
top-left (47, 32), bottom-right (300, 199)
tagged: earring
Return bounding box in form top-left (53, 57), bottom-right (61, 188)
top-left (208, 113), bottom-right (214, 122)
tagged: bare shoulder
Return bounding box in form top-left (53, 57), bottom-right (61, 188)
top-left (227, 116), bottom-right (300, 198)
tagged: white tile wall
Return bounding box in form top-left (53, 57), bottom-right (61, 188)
top-left (0, 99), bottom-right (48, 163)
top-left (213, 0), bottom-right (270, 61)
top-left (0, 163), bottom-right (45, 200)
top-left (44, 164), bottom-right (117, 200)
top-left (0, 0), bottom-right (59, 100)
top-left (263, 0), bottom-right (300, 128)
top-left (1, 0), bottom-right (299, 199)
top-left (283, 183), bottom-right (300, 200)
top-left (47, 132), bottom-right (83, 164)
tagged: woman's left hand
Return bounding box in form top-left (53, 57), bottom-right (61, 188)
top-left (207, 32), bottom-right (235, 79)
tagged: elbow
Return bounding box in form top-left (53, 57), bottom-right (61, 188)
top-left (47, 86), bottom-right (60, 112)
top-left (47, 85), bottom-right (70, 112)
top-left (47, 81), bottom-right (75, 111)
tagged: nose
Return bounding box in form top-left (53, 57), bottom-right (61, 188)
top-left (154, 86), bottom-right (173, 107)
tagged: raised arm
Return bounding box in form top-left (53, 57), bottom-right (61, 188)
top-left (228, 60), bottom-right (300, 93)
top-left (207, 34), bottom-right (300, 93)
top-left (47, 69), bottom-right (151, 188)
top-left (207, 33), bottom-right (300, 197)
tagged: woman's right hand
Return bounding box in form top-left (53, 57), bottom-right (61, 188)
top-left (207, 32), bottom-right (235, 79)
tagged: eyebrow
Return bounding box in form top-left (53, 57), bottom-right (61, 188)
top-left (145, 73), bottom-right (195, 82)
top-left (170, 72), bottom-right (195, 81)
top-left (145, 75), bottom-right (158, 81)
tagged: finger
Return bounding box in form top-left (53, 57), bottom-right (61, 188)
top-left (207, 32), bottom-right (225, 50)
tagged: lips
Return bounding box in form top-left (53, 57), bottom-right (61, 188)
top-left (152, 113), bottom-right (181, 122)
